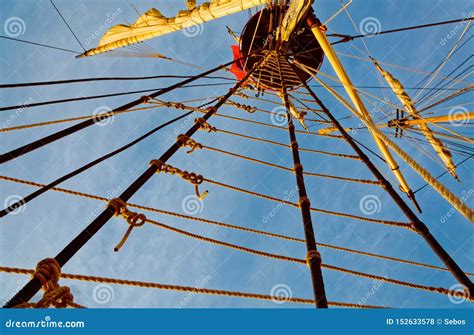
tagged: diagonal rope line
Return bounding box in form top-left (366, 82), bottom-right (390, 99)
top-left (201, 145), bottom-right (380, 185)
top-left (215, 128), bottom-right (359, 159)
top-left (50, 0), bottom-right (86, 51)
top-left (202, 178), bottom-right (412, 229)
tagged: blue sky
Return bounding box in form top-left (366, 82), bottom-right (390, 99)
top-left (0, 0), bottom-right (473, 309)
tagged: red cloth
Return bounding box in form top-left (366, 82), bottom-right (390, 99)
top-left (229, 45), bottom-right (246, 81)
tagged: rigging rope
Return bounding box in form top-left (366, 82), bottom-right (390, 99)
top-left (0, 104), bottom-right (164, 133)
top-left (2, 174), bottom-right (469, 277)
top-left (0, 111), bottom-right (196, 217)
top-left (202, 178), bottom-right (412, 229)
top-left (50, 0), bottom-right (85, 51)
top-left (0, 83), bottom-right (233, 112)
top-left (0, 266), bottom-right (384, 308)
top-left (2, 53), bottom-right (265, 308)
top-left (215, 128), bottom-right (360, 159)
top-left (0, 75), bottom-right (234, 89)
top-left (199, 144), bottom-right (380, 185)
top-left (0, 35), bottom-right (81, 54)
top-left (330, 17), bottom-right (474, 44)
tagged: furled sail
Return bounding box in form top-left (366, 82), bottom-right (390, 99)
top-left (77, 0), bottom-right (271, 58)
top-left (278, 0), bottom-right (313, 44)
top-left (372, 58), bottom-right (459, 180)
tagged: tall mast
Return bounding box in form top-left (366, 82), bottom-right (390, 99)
top-left (277, 54), bottom-right (328, 308)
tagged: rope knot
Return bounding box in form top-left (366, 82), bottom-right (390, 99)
top-left (108, 198), bottom-right (127, 216)
top-left (306, 250), bottom-right (322, 267)
top-left (181, 171), bottom-right (204, 185)
top-left (298, 196), bottom-right (310, 207)
top-left (234, 91), bottom-right (249, 99)
top-left (195, 118), bottom-right (216, 132)
top-left (152, 162), bottom-right (208, 201)
top-left (15, 258), bottom-right (79, 308)
top-left (141, 95), bottom-right (152, 103)
top-left (33, 258), bottom-right (61, 290)
top-left (175, 103), bottom-right (185, 110)
top-left (228, 100), bottom-right (256, 113)
top-left (177, 134), bottom-right (203, 153)
top-left (108, 198), bottom-right (146, 252)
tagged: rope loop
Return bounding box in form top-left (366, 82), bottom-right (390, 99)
top-left (108, 198), bottom-right (146, 252)
top-left (151, 161), bottom-right (207, 198)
